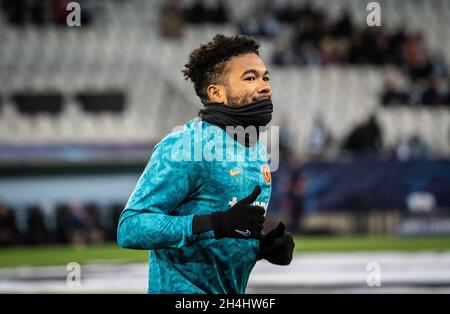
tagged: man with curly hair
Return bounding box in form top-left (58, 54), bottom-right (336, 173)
top-left (117, 34), bottom-right (294, 294)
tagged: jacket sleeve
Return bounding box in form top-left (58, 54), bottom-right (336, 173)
top-left (117, 135), bottom-right (212, 250)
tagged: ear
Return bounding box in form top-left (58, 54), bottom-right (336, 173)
top-left (207, 84), bottom-right (227, 104)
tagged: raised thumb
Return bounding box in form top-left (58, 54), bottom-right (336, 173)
top-left (239, 185), bottom-right (261, 205)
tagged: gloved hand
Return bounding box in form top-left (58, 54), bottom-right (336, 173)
top-left (258, 222), bottom-right (294, 265)
top-left (211, 185), bottom-right (265, 239)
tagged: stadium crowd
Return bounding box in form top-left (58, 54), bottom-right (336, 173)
top-left (0, 201), bottom-right (123, 246)
top-left (158, 1), bottom-right (450, 108)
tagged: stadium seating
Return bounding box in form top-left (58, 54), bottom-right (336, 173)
top-left (0, 0), bottom-right (449, 156)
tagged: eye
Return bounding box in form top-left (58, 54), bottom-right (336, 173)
top-left (244, 77), bottom-right (255, 81)
top-left (263, 76), bottom-right (270, 82)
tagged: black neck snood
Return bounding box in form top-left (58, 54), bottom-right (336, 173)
top-left (198, 98), bottom-right (273, 147)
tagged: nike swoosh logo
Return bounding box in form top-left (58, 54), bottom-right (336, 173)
top-left (235, 229), bottom-right (251, 237)
top-left (229, 169), bottom-right (242, 177)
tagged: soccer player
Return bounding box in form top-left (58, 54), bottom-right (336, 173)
top-left (117, 34), bottom-right (295, 294)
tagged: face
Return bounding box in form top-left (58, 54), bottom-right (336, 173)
top-left (208, 53), bottom-right (272, 106)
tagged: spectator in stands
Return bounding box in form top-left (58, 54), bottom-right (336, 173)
top-left (84, 203), bottom-right (106, 244)
top-left (381, 72), bottom-right (408, 106)
top-left (348, 29), bottom-right (367, 64)
top-left (409, 135), bottom-right (431, 160)
top-left (279, 115), bottom-right (295, 162)
top-left (342, 114), bottom-right (382, 156)
top-left (26, 205), bottom-right (49, 244)
top-left (272, 39), bottom-right (303, 66)
top-left (371, 30), bottom-right (391, 65)
top-left (28, 0), bottom-right (46, 26)
top-left (66, 202), bottom-right (89, 246)
top-left (286, 172), bottom-right (305, 234)
top-left (239, 3), bottom-right (281, 39)
top-left (292, 8), bottom-right (323, 50)
top-left (407, 80), bottom-right (427, 106)
top-left (0, 203), bottom-right (19, 246)
top-left (1, 0), bottom-right (26, 26)
top-left (394, 135), bottom-right (431, 161)
top-left (381, 73), bottom-right (450, 107)
top-left (183, 0), bottom-right (207, 24)
top-left (394, 137), bottom-right (411, 161)
top-left (389, 25), bottom-right (407, 66)
top-left (160, 0), bottom-right (185, 39)
top-left (55, 203), bottom-right (71, 244)
top-left (238, 11), bottom-right (260, 38)
top-left (444, 82), bottom-right (450, 106)
top-left (182, 0), bottom-right (229, 25)
top-left (55, 202), bottom-right (121, 245)
top-left (208, 0), bottom-right (229, 24)
top-left (421, 76), bottom-right (440, 106)
top-left (274, 0), bottom-right (300, 24)
top-left (1, 0), bottom-right (48, 26)
top-left (402, 32), bottom-right (429, 80)
top-left (332, 8), bottom-right (353, 39)
top-left (320, 36), bottom-right (349, 65)
top-left (350, 27), bottom-right (389, 65)
top-left (258, 7), bottom-right (281, 39)
top-left (307, 114), bottom-right (332, 159)
top-left (432, 51), bottom-right (449, 78)
top-left (108, 203), bottom-right (125, 242)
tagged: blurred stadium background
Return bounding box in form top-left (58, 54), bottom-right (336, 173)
top-left (1, 0), bottom-right (450, 293)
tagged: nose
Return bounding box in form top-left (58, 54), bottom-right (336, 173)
top-left (258, 80), bottom-right (272, 98)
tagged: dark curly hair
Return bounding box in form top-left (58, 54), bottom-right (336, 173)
top-left (183, 34), bottom-right (260, 104)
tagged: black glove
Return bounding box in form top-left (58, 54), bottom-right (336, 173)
top-left (211, 185), bottom-right (265, 239)
top-left (258, 222), bottom-right (294, 265)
